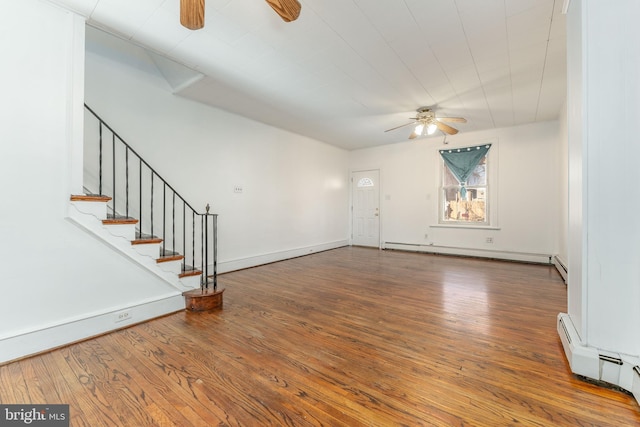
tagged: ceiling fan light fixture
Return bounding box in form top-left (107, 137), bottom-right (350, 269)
top-left (384, 107), bottom-right (466, 139)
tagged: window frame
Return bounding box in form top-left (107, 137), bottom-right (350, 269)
top-left (436, 141), bottom-right (497, 228)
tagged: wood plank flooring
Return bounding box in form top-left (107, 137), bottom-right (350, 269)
top-left (1, 247), bottom-right (639, 426)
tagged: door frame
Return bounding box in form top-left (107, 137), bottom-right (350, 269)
top-left (350, 168), bottom-right (382, 248)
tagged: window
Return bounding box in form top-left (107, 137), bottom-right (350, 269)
top-left (357, 177), bottom-right (374, 187)
top-left (440, 145), bottom-right (491, 224)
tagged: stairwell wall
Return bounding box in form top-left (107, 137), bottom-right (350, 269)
top-left (84, 28), bottom-right (350, 273)
top-left (0, 0), bottom-right (191, 363)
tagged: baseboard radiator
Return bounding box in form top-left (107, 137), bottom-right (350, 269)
top-left (383, 241), bottom-right (552, 264)
top-left (553, 255), bottom-right (568, 283)
top-left (557, 313), bottom-right (640, 406)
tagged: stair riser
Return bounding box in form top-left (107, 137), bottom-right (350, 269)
top-left (70, 200), bottom-right (108, 220)
top-left (132, 243), bottom-right (162, 258)
top-left (157, 259), bottom-right (183, 275)
top-left (104, 224), bottom-right (136, 241)
top-left (179, 274), bottom-right (202, 289)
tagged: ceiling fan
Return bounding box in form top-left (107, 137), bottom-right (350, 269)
top-left (385, 107), bottom-right (467, 139)
top-left (180, 0), bottom-right (301, 30)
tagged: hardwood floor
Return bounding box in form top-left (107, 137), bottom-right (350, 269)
top-left (1, 247), bottom-right (639, 426)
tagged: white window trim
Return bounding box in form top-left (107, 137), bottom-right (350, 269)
top-left (430, 224), bottom-right (501, 230)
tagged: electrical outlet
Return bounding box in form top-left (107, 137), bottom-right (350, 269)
top-left (234, 186), bottom-right (243, 193)
top-left (486, 237), bottom-right (493, 244)
top-left (115, 310), bottom-right (132, 323)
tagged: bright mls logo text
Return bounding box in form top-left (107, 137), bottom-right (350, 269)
top-left (1, 405), bottom-right (69, 426)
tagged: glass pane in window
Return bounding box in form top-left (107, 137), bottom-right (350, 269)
top-left (442, 187), bottom-right (486, 222)
top-left (439, 150), bottom-right (489, 224)
top-left (466, 157), bottom-right (486, 186)
top-left (443, 165), bottom-right (459, 186)
top-left (357, 178), bottom-right (374, 187)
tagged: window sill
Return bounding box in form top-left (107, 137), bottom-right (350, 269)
top-left (430, 224), bottom-right (501, 230)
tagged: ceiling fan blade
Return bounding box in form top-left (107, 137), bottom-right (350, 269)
top-left (408, 131), bottom-right (419, 139)
top-left (180, 0), bottom-right (205, 30)
top-left (435, 121), bottom-right (459, 135)
top-left (384, 121), bottom-right (417, 132)
top-left (265, 0), bottom-right (301, 22)
top-left (437, 117), bottom-right (467, 123)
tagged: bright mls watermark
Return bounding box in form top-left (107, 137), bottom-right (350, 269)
top-left (0, 405), bottom-right (69, 426)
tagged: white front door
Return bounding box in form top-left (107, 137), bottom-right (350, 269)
top-left (351, 170), bottom-right (380, 247)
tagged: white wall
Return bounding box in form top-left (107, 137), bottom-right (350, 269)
top-left (558, 0), bottom-right (640, 402)
top-left (567, 0), bottom-right (640, 356)
top-left (84, 28), bottom-right (350, 271)
top-left (0, 0), bottom-right (185, 363)
top-left (566, 0), bottom-right (586, 338)
top-left (350, 121), bottom-right (562, 262)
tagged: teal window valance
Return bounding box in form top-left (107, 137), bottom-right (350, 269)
top-left (439, 144), bottom-right (491, 198)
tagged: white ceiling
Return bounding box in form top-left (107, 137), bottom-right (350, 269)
top-left (51, 0), bottom-right (567, 150)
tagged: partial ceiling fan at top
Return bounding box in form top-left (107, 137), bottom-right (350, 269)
top-left (385, 107), bottom-right (467, 140)
top-left (180, 0), bottom-right (301, 30)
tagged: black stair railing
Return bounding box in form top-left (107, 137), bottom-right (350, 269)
top-left (84, 104), bottom-right (217, 290)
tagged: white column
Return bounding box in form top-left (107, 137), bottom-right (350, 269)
top-left (563, 0), bottom-right (640, 396)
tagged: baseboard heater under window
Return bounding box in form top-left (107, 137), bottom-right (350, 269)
top-left (382, 242), bottom-right (551, 264)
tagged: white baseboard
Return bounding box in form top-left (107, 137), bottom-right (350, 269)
top-left (383, 242), bottom-right (552, 264)
top-left (0, 294), bottom-right (184, 365)
top-left (218, 240), bottom-right (349, 273)
top-left (557, 313), bottom-right (640, 406)
top-left (1, 225), bottom-right (345, 363)
top-left (553, 255), bottom-right (568, 283)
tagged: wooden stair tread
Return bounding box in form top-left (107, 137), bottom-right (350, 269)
top-left (157, 254), bottom-right (184, 263)
top-left (102, 217), bottom-right (138, 225)
top-left (70, 194), bottom-right (112, 202)
top-left (132, 238), bottom-right (163, 245)
top-left (179, 267), bottom-right (202, 278)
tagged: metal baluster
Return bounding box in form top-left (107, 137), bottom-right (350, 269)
top-left (213, 213), bottom-right (217, 290)
top-left (99, 123), bottom-right (103, 195)
top-left (192, 211), bottom-right (195, 278)
top-left (112, 134), bottom-right (116, 217)
top-left (182, 202), bottom-right (186, 273)
top-left (172, 192), bottom-right (176, 255)
top-left (125, 146), bottom-right (129, 218)
top-left (150, 172), bottom-right (154, 238)
top-left (139, 159), bottom-right (142, 237)
top-left (162, 183), bottom-right (166, 257)
top-left (204, 209), bottom-right (209, 289)
top-left (201, 215), bottom-right (204, 287)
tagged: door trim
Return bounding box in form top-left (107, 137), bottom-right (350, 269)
top-left (350, 169), bottom-right (381, 248)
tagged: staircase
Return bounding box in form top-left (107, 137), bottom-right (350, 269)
top-left (69, 105), bottom-right (224, 310)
